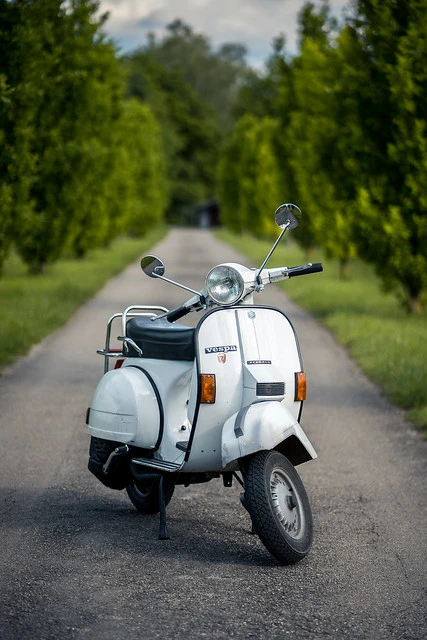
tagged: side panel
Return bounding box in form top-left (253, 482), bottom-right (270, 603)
top-left (88, 359), bottom-right (193, 458)
top-left (185, 309), bottom-right (243, 471)
top-left (236, 307), bottom-right (303, 422)
top-left (88, 367), bottom-right (160, 445)
top-left (138, 359), bottom-right (193, 464)
top-left (185, 306), bottom-right (305, 472)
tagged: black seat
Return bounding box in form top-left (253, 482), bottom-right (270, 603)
top-left (126, 316), bottom-right (195, 361)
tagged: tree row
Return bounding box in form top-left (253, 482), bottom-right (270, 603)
top-left (218, 0), bottom-right (427, 314)
top-left (1, 1), bottom-right (425, 313)
top-left (0, 0), bottom-right (167, 274)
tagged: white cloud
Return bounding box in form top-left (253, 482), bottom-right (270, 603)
top-left (98, 0), bottom-right (349, 66)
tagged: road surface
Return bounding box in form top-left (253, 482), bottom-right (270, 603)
top-left (0, 229), bottom-right (426, 639)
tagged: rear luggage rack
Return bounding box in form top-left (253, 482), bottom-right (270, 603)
top-left (97, 306), bottom-right (168, 373)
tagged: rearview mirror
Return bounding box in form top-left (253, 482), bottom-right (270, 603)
top-left (140, 255), bottom-right (165, 278)
top-left (275, 203), bottom-right (302, 230)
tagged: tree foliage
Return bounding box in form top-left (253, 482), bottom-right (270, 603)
top-left (217, 0), bottom-right (427, 311)
top-left (1, 1), bottom-right (426, 312)
top-left (137, 19), bottom-right (247, 133)
top-left (0, 74), bottom-right (12, 275)
top-left (349, 0), bottom-right (427, 313)
top-left (287, 6), bottom-right (359, 274)
top-left (0, 0), bottom-right (168, 273)
top-left (217, 114), bottom-right (280, 238)
top-left (122, 20), bottom-right (249, 222)
top-left (116, 99), bottom-right (168, 237)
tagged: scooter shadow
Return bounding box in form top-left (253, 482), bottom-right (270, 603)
top-left (0, 486), bottom-right (282, 568)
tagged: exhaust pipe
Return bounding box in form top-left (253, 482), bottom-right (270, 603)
top-left (102, 444), bottom-right (129, 474)
top-left (88, 443), bottom-right (131, 490)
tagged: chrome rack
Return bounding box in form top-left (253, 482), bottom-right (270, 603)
top-left (97, 305), bottom-right (168, 374)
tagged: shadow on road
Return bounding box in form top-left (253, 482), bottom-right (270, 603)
top-left (0, 485), bottom-right (283, 569)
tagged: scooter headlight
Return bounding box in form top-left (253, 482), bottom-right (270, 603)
top-left (205, 265), bottom-right (245, 306)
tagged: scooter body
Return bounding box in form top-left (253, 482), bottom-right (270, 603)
top-left (88, 304), bottom-right (315, 473)
top-left (87, 203), bottom-right (323, 565)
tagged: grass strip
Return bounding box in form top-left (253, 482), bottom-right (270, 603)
top-left (0, 226), bottom-right (167, 372)
top-left (216, 229), bottom-right (427, 435)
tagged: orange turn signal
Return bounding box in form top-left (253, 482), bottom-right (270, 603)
top-left (200, 374), bottom-right (216, 404)
top-left (294, 372), bottom-right (307, 401)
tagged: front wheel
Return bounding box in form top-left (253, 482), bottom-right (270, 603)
top-left (243, 450), bottom-right (313, 565)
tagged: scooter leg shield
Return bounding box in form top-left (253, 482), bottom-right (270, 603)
top-left (221, 401), bottom-right (317, 468)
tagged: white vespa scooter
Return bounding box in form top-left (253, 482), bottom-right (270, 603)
top-left (87, 204), bottom-right (323, 564)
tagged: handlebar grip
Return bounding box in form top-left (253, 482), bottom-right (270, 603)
top-left (166, 305), bottom-right (192, 323)
top-left (288, 262), bottom-right (323, 278)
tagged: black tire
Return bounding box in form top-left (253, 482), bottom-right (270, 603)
top-left (126, 478), bottom-right (175, 514)
top-left (243, 450), bottom-right (313, 564)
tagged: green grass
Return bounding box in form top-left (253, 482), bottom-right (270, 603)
top-left (216, 229), bottom-right (427, 435)
top-left (0, 226), bottom-right (167, 371)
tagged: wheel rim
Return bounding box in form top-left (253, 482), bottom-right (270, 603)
top-left (269, 466), bottom-right (305, 540)
top-left (133, 480), bottom-right (154, 498)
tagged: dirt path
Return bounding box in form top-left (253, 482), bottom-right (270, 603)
top-left (0, 228), bottom-right (425, 639)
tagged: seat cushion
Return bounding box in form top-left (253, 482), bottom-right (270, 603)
top-left (126, 316), bottom-right (195, 361)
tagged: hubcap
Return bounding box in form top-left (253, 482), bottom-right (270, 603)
top-left (270, 467), bottom-right (304, 539)
top-left (134, 481), bottom-right (153, 498)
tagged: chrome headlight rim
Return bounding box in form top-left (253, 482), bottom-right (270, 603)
top-left (205, 265), bottom-right (245, 306)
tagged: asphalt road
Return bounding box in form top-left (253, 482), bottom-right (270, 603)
top-left (0, 228), bottom-right (426, 640)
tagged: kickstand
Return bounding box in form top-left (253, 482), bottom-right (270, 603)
top-left (158, 476), bottom-right (170, 540)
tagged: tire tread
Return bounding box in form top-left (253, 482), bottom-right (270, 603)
top-left (244, 451), bottom-right (312, 565)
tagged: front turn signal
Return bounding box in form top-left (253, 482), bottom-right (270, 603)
top-left (200, 374), bottom-right (216, 404)
top-left (294, 372), bottom-right (307, 401)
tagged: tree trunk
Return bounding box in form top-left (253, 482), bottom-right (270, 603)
top-left (28, 259), bottom-right (47, 275)
top-left (408, 291), bottom-right (423, 315)
top-left (339, 258), bottom-right (349, 280)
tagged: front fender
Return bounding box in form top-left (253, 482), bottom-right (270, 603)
top-left (221, 401), bottom-right (317, 468)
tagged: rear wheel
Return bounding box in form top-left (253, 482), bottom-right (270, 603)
top-left (243, 450), bottom-right (313, 564)
top-left (126, 478), bottom-right (175, 514)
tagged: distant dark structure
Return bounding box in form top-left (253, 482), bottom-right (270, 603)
top-left (181, 198), bottom-right (220, 228)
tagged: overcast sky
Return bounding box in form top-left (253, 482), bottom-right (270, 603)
top-left (98, 0), bottom-right (350, 68)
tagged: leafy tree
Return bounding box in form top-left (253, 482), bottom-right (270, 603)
top-left (122, 20), bottom-right (252, 222)
top-left (216, 133), bottom-right (242, 233)
top-left (1, 0), bottom-right (72, 272)
top-left (297, 0), bottom-right (337, 49)
top-left (349, 0), bottom-right (427, 312)
top-left (231, 36), bottom-right (302, 238)
top-left (217, 114), bottom-right (281, 237)
top-left (124, 49), bottom-right (220, 222)
top-left (1, 0), bottom-right (126, 271)
top-left (139, 19), bottom-right (247, 133)
top-left (240, 116), bottom-right (281, 237)
top-left (0, 1), bottom-right (20, 273)
top-left (232, 36), bottom-right (287, 122)
top-left (58, 3), bottom-right (126, 259)
top-left (286, 3), bottom-right (359, 275)
top-left (0, 74), bottom-right (13, 274)
top-left (117, 99), bottom-right (168, 237)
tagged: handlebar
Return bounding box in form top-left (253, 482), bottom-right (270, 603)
top-left (267, 262), bottom-right (323, 284)
top-left (287, 262), bottom-right (323, 278)
top-left (151, 263), bottom-right (323, 322)
top-left (164, 305), bottom-right (192, 323)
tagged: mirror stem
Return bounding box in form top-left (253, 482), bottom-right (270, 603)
top-left (152, 272), bottom-right (201, 296)
top-left (255, 225), bottom-right (288, 285)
